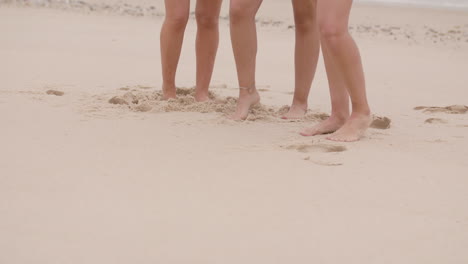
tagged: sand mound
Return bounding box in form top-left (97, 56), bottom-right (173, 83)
top-left (46, 90), bottom-right (64, 96)
top-left (107, 86), bottom-right (329, 122)
top-left (370, 116), bottom-right (392, 129)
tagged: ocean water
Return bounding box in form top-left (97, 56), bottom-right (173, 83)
top-left (357, 0), bottom-right (468, 9)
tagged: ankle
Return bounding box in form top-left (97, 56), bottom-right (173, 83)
top-left (351, 108), bottom-right (371, 118)
top-left (239, 87), bottom-right (257, 96)
top-left (195, 86), bottom-right (209, 94)
top-left (329, 112), bottom-right (349, 123)
top-left (162, 82), bottom-right (176, 91)
top-left (351, 103), bottom-right (371, 116)
top-left (291, 100), bottom-right (308, 109)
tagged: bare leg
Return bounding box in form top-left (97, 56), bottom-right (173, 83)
top-left (160, 0), bottom-right (190, 99)
top-left (305, 0), bottom-right (371, 141)
top-left (194, 0), bottom-right (223, 102)
top-left (300, 39), bottom-right (349, 136)
top-left (229, 0), bottom-right (263, 120)
top-left (283, 0), bottom-right (321, 120)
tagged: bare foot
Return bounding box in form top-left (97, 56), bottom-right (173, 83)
top-left (300, 116), bottom-right (346, 136)
top-left (327, 113), bottom-right (372, 142)
top-left (282, 103), bottom-right (307, 119)
top-left (230, 88), bottom-right (260, 121)
top-left (162, 85), bottom-right (176, 100)
top-left (194, 90), bottom-right (210, 102)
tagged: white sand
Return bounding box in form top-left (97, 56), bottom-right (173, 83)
top-left (1, 1), bottom-right (468, 263)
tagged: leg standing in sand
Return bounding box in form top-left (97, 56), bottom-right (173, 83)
top-left (282, 0), bottom-right (321, 120)
top-left (229, 0), bottom-right (321, 120)
top-left (160, 0), bottom-right (223, 101)
top-left (300, 0), bottom-right (371, 142)
top-left (229, 0), bottom-right (263, 120)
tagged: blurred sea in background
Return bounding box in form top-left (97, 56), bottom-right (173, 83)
top-left (2, 0), bottom-right (468, 10)
top-left (357, 0), bottom-right (468, 9)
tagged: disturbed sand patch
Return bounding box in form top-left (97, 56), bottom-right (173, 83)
top-left (414, 105), bottom-right (468, 114)
top-left (107, 86), bottom-right (330, 122)
top-left (105, 86), bottom-right (393, 126)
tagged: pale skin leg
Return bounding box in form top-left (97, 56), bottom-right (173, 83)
top-left (160, 0), bottom-right (222, 101)
top-left (195, 0), bottom-right (223, 102)
top-left (282, 0), bottom-right (321, 120)
top-left (160, 0), bottom-right (190, 100)
top-left (229, 0), bottom-right (263, 120)
top-left (300, 36), bottom-right (350, 136)
top-left (301, 0), bottom-right (371, 142)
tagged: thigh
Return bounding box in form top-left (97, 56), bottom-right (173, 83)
top-left (230, 0), bottom-right (263, 16)
top-left (316, 0), bottom-right (353, 29)
top-left (196, 0), bottom-right (223, 17)
top-left (292, 0), bottom-right (317, 21)
top-left (164, 0), bottom-right (190, 19)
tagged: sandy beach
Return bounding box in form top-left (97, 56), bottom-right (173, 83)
top-left (1, 0), bottom-right (468, 263)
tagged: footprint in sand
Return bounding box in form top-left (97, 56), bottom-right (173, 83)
top-left (285, 143), bottom-right (347, 153)
top-left (46, 90), bottom-right (65, 96)
top-left (414, 105), bottom-right (468, 114)
top-left (303, 156), bottom-right (343, 166)
top-left (284, 144), bottom-right (346, 166)
top-left (425, 118), bottom-right (448, 124)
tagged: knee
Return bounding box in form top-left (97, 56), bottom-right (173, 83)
top-left (293, 5), bottom-right (317, 33)
top-left (196, 11), bottom-right (219, 30)
top-left (164, 12), bottom-right (189, 31)
top-left (294, 14), bottom-right (316, 33)
top-left (230, 1), bottom-right (257, 24)
top-left (318, 19), bottom-right (347, 44)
